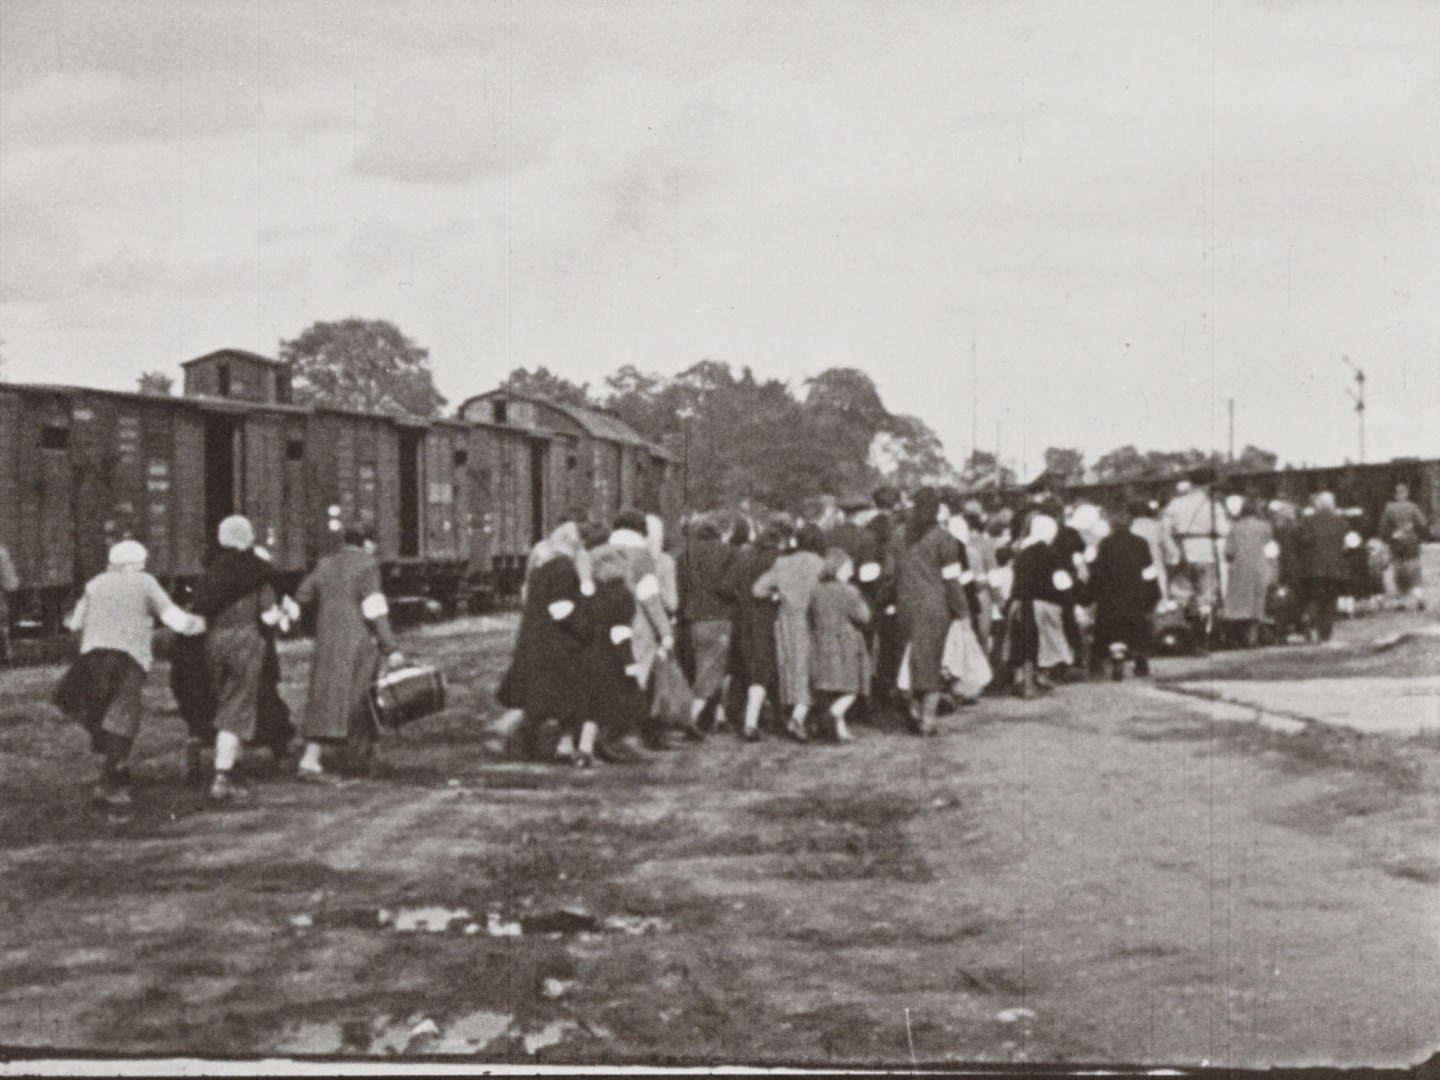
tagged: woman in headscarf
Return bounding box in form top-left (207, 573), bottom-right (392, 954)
top-left (727, 517), bottom-right (785, 740)
top-left (807, 548), bottom-right (871, 742)
top-left (1005, 512), bottom-right (1075, 698)
top-left (577, 543), bottom-right (648, 766)
top-left (895, 487), bottom-right (974, 735)
top-left (53, 540), bottom-right (205, 806)
top-left (188, 515), bottom-right (294, 800)
top-left (1223, 497), bottom-right (1277, 648)
top-left (752, 521), bottom-right (826, 741)
top-left (497, 521), bottom-right (594, 762)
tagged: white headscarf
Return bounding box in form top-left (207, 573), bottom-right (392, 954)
top-left (946, 514), bottom-right (971, 544)
top-left (1022, 514), bottom-right (1058, 549)
top-left (218, 515), bottom-right (255, 551)
top-left (108, 539), bottom-right (148, 570)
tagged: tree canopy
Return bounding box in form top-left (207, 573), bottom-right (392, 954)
top-left (500, 366), bottom-right (592, 409)
top-left (280, 318), bottom-right (445, 418)
top-left (137, 371), bottom-right (173, 396)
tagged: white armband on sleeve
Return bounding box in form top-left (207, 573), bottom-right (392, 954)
top-left (160, 605), bottom-right (194, 633)
top-left (941, 562), bottom-right (962, 581)
top-left (1141, 565), bottom-right (1159, 581)
top-left (1052, 570), bottom-right (1074, 592)
top-left (1263, 541), bottom-right (1280, 560)
top-left (260, 605), bottom-right (283, 627)
top-left (610, 624), bottom-right (633, 645)
top-left (361, 593), bottom-right (389, 620)
top-left (959, 569), bottom-right (975, 586)
top-left (858, 562), bottom-right (881, 583)
top-left (1084, 546), bottom-right (1098, 564)
top-left (548, 599), bottom-right (575, 621)
top-left (282, 596), bottom-right (301, 622)
top-left (580, 580), bottom-right (596, 597)
top-left (635, 574), bottom-right (660, 602)
top-left (987, 569), bottom-right (1007, 589)
top-left (1344, 531), bottom-right (1362, 550)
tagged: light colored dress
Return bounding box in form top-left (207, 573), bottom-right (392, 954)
top-left (1224, 516), bottom-right (1276, 622)
top-left (753, 550), bottom-right (825, 709)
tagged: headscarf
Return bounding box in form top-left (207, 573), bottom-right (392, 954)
top-left (590, 544), bottom-right (630, 584)
top-left (821, 547), bottom-right (853, 581)
top-left (108, 540), bottom-right (148, 570)
top-left (946, 514), bottom-right (971, 545)
top-left (546, 521), bottom-right (594, 592)
top-left (1022, 513), bottom-right (1058, 549)
top-left (218, 515), bottom-right (255, 551)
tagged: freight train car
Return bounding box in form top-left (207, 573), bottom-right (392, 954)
top-left (0, 349), bottom-right (684, 646)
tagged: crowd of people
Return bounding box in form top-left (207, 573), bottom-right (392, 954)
top-left (6, 474), bottom-right (1429, 800)
top-left (494, 476), bottom-right (1430, 768)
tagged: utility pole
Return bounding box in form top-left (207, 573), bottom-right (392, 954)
top-left (1226, 398), bottom-right (1235, 464)
top-left (1341, 356), bottom-right (1365, 464)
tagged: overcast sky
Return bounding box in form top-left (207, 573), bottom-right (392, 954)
top-left (2, 0), bottom-right (1436, 476)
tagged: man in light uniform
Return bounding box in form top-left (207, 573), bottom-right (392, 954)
top-left (1160, 468), bottom-right (1231, 616)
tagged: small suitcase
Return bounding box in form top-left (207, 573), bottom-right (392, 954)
top-left (370, 665), bottom-right (447, 729)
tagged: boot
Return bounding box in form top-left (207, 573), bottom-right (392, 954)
top-left (1018, 662), bottom-right (1038, 700)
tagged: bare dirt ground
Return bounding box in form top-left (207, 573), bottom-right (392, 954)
top-left (1, 604), bottom-right (1437, 1067)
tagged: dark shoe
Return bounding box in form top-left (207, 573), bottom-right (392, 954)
top-left (1134, 657), bottom-right (1151, 677)
top-left (573, 751), bottom-right (598, 769)
top-left (595, 738), bottom-right (647, 765)
top-left (677, 720), bottom-right (706, 743)
top-left (209, 772), bottom-right (249, 802)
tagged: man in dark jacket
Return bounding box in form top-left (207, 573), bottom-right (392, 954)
top-left (677, 517), bottom-right (736, 731)
top-left (864, 486), bottom-right (903, 708)
top-left (1295, 491), bottom-right (1349, 643)
top-left (1088, 503), bottom-right (1162, 680)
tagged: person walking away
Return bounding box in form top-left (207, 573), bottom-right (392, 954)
top-left (1089, 504), bottom-right (1162, 679)
top-left (1160, 469), bottom-right (1231, 622)
top-left (1294, 492), bottom-right (1349, 644)
top-left (1267, 499), bottom-right (1304, 641)
top-left (1051, 501), bottom-right (1091, 676)
top-left (53, 541), bottom-right (205, 806)
top-left (1222, 499), bottom-right (1277, 649)
top-left (1129, 499), bottom-right (1169, 601)
top-left (727, 518), bottom-right (784, 740)
top-left (894, 488), bottom-right (973, 735)
top-left (0, 540), bottom-right (17, 665)
top-left (1380, 482), bottom-right (1428, 611)
top-left (293, 526), bottom-right (404, 781)
top-left (807, 548), bottom-right (871, 741)
top-left (188, 516), bottom-right (294, 800)
top-left (1337, 508), bottom-right (1369, 618)
top-left (677, 517), bottom-right (737, 732)
top-left (1005, 514), bottom-right (1074, 698)
top-left (578, 545), bottom-right (648, 765)
top-left (864, 487), bottom-right (903, 708)
top-left (591, 511), bottom-right (682, 747)
top-left (752, 523), bottom-right (826, 741)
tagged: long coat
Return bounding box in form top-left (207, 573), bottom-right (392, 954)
top-left (1295, 509), bottom-right (1349, 582)
top-left (1089, 529), bottom-right (1161, 647)
top-left (808, 580), bottom-right (871, 694)
top-left (498, 555), bottom-right (591, 724)
top-left (728, 543), bottom-right (780, 688)
top-left (895, 525), bottom-right (970, 694)
top-left (580, 578), bottom-right (645, 737)
top-left (753, 550), bottom-right (825, 709)
top-left (295, 546), bottom-right (396, 742)
top-left (1224, 516), bottom-right (1276, 621)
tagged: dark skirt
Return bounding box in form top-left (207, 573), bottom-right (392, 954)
top-left (54, 648), bottom-right (145, 748)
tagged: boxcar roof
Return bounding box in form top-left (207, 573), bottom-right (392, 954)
top-left (461, 388), bottom-right (676, 460)
top-left (181, 348), bottom-right (288, 367)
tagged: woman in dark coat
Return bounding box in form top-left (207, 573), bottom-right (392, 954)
top-left (1089, 504), bottom-right (1161, 679)
top-left (497, 523), bottom-right (593, 761)
top-left (577, 545), bottom-right (647, 766)
top-left (1005, 512), bottom-right (1074, 697)
top-left (727, 518), bottom-right (785, 740)
top-left (895, 488), bottom-right (973, 735)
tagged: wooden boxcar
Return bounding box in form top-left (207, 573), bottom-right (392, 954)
top-left (1, 350), bottom-right (685, 642)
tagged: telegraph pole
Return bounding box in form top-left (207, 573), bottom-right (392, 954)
top-left (1341, 356), bottom-right (1365, 464)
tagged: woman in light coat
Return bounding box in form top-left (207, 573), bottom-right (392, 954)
top-left (752, 523), bottom-right (826, 740)
top-left (1223, 498), bottom-right (1276, 647)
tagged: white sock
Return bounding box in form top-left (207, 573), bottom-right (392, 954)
top-left (555, 735), bottom-right (575, 757)
top-left (744, 686), bottom-right (765, 730)
top-left (214, 731), bottom-right (241, 773)
top-left (300, 742), bottom-right (323, 772)
top-left (578, 722), bottom-right (598, 756)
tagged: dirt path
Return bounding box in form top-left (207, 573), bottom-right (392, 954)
top-left (0, 618), bottom-right (1435, 1067)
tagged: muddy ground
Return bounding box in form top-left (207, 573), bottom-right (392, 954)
top-left (1, 606), bottom-right (1437, 1068)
